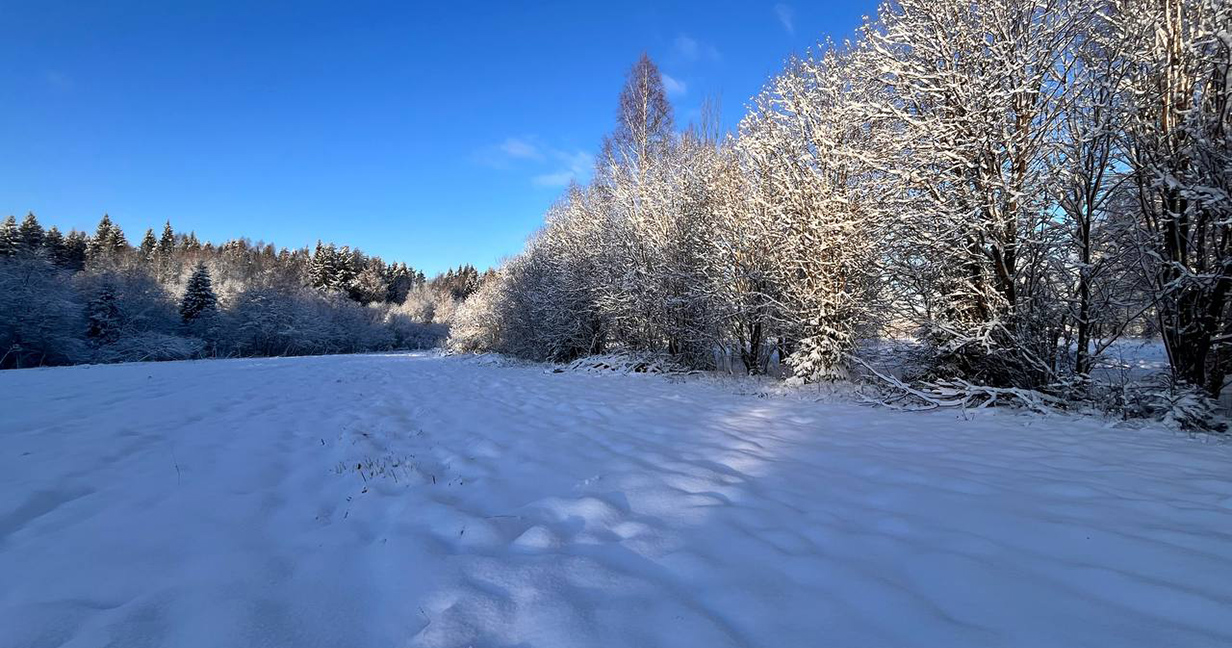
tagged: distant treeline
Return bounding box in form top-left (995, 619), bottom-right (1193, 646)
top-left (0, 212), bottom-right (486, 369)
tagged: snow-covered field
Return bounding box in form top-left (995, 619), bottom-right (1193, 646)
top-left (2, 353), bottom-right (1230, 648)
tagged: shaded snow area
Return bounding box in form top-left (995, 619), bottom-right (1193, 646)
top-left (2, 353), bottom-right (1231, 648)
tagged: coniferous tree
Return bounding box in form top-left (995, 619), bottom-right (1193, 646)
top-left (44, 227), bottom-right (65, 265)
top-left (180, 263), bottom-right (218, 323)
top-left (386, 262), bottom-right (414, 303)
top-left (139, 228), bottom-right (158, 263)
top-left (352, 262), bottom-right (389, 304)
top-left (61, 231), bottom-right (88, 272)
top-left (157, 221), bottom-right (175, 258)
top-left (86, 283), bottom-right (122, 344)
top-left (309, 241), bottom-right (336, 290)
top-left (17, 213), bottom-right (45, 254)
top-left (336, 246), bottom-right (360, 294)
top-left (0, 216), bottom-right (18, 257)
top-left (88, 214), bottom-right (128, 263)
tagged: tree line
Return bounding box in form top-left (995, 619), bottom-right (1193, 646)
top-left (449, 0), bottom-right (1230, 414)
top-left (0, 212), bottom-right (482, 368)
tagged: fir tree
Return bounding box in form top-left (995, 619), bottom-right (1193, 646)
top-left (62, 231), bottom-right (88, 271)
top-left (353, 263), bottom-right (389, 304)
top-left (87, 214), bottom-right (128, 263)
top-left (44, 227), bottom-right (66, 266)
top-left (86, 283), bottom-right (122, 344)
top-left (310, 242), bottom-right (350, 292)
top-left (0, 215), bottom-right (17, 257)
top-left (336, 246), bottom-right (359, 293)
top-left (386, 262), bottom-right (414, 303)
top-left (180, 263), bottom-right (218, 323)
top-left (108, 222), bottom-right (129, 251)
top-left (139, 228), bottom-right (158, 262)
top-left (157, 221), bottom-right (175, 258)
top-left (17, 213), bottom-right (45, 254)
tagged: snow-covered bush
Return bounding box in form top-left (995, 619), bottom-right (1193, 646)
top-left (447, 277), bottom-right (506, 354)
top-left (0, 257), bottom-right (87, 368)
top-left (93, 332), bottom-right (205, 363)
top-left (558, 351), bottom-right (693, 375)
top-left (1105, 377), bottom-right (1226, 432)
top-left (396, 285), bottom-right (439, 323)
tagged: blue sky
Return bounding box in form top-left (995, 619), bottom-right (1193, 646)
top-left (1, 0), bottom-right (875, 275)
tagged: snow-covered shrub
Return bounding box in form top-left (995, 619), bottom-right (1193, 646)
top-left (448, 278), bottom-right (505, 354)
top-left (76, 267), bottom-right (189, 363)
top-left (0, 257), bottom-right (87, 368)
top-left (1106, 377), bottom-right (1226, 432)
top-left (396, 285), bottom-right (439, 323)
top-left (380, 311), bottom-right (447, 349)
top-left (93, 332), bottom-right (205, 363)
top-left (557, 351), bottom-right (693, 375)
top-left (429, 290), bottom-right (460, 325)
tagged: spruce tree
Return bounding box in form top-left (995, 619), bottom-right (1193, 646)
top-left (139, 228), bottom-right (157, 262)
top-left (88, 214), bottom-right (126, 263)
top-left (310, 242), bottom-right (339, 290)
top-left (17, 213), bottom-right (45, 254)
top-left (86, 283), bottom-right (122, 344)
top-left (0, 215), bottom-right (17, 257)
top-left (91, 214), bottom-right (115, 246)
top-left (180, 262), bottom-right (218, 323)
top-left (335, 246), bottom-right (359, 294)
top-left (108, 221), bottom-right (128, 252)
top-left (44, 227), bottom-right (66, 266)
top-left (157, 221), bottom-right (175, 258)
top-left (62, 231), bottom-right (88, 271)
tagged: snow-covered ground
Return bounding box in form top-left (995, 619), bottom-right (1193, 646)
top-left (2, 352), bottom-right (1230, 648)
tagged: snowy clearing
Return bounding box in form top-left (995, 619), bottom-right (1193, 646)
top-left (2, 352), bottom-right (1231, 648)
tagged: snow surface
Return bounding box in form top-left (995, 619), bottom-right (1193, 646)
top-left (2, 352), bottom-right (1231, 648)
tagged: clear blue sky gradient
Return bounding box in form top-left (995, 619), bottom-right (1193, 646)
top-left (1, 1), bottom-right (875, 274)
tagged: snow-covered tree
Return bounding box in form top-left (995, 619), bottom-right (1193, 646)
top-left (867, 0), bottom-right (1089, 388)
top-left (43, 227), bottom-right (65, 265)
top-left (0, 257), bottom-right (86, 368)
top-left (61, 231), bottom-right (88, 272)
top-left (1112, 0), bottom-right (1232, 396)
top-left (158, 221), bottom-right (176, 258)
top-left (0, 216), bottom-right (18, 257)
top-left (735, 43), bottom-right (889, 380)
top-left (180, 262), bottom-right (218, 323)
top-left (17, 213), bottom-right (45, 255)
top-left (139, 228), bottom-right (158, 264)
top-left (599, 53), bottom-right (675, 178)
top-left (87, 214), bottom-right (128, 265)
top-left (86, 282), bottom-right (123, 344)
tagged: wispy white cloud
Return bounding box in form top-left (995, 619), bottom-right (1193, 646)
top-left (475, 135), bottom-right (543, 168)
top-left (674, 34), bottom-right (720, 62)
top-left (533, 150), bottom-right (593, 187)
top-left (498, 137), bottom-right (543, 161)
top-left (478, 135), bottom-right (592, 187)
top-left (774, 3), bottom-right (795, 35)
top-left (661, 73), bottom-right (687, 97)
